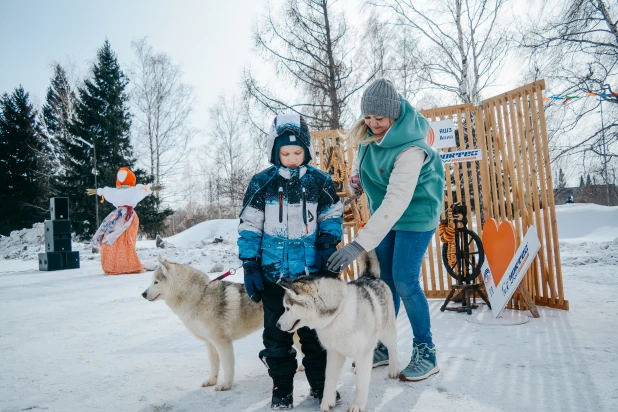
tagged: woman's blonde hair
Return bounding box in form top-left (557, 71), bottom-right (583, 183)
top-left (345, 117), bottom-right (394, 148)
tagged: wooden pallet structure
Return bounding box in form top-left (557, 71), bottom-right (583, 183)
top-left (310, 80), bottom-right (569, 311)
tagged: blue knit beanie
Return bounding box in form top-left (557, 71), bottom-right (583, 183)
top-left (273, 131), bottom-right (309, 166)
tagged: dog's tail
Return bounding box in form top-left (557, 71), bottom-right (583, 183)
top-left (357, 250), bottom-right (380, 278)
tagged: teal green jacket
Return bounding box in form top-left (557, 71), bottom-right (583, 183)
top-left (356, 96), bottom-right (445, 241)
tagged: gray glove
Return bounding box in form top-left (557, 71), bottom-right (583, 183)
top-left (327, 241), bottom-right (364, 272)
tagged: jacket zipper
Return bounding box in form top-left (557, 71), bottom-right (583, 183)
top-left (302, 187), bottom-right (308, 234)
top-left (279, 186), bottom-right (283, 223)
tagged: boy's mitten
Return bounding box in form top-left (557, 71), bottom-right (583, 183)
top-left (315, 235), bottom-right (339, 277)
top-left (243, 260), bottom-right (264, 303)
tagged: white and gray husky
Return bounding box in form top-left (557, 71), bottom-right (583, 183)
top-left (277, 251), bottom-right (399, 412)
top-left (142, 257), bottom-right (264, 391)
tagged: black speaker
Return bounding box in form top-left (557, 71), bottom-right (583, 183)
top-left (38, 251), bottom-right (80, 271)
top-left (44, 220), bottom-right (71, 234)
top-left (44, 220), bottom-right (72, 252)
top-left (39, 252), bottom-right (66, 271)
top-left (65, 251), bottom-right (80, 269)
top-left (50, 197), bottom-right (69, 220)
top-left (45, 237), bottom-right (72, 252)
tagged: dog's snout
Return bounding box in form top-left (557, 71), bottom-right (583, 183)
top-left (141, 290), bottom-right (148, 299)
top-left (276, 322), bottom-right (281, 329)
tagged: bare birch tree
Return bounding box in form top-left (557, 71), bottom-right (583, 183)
top-left (369, 0), bottom-right (512, 104)
top-left (203, 94), bottom-right (264, 217)
top-left (130, 38), bottom-right (195, 189)
top-left (521, 0), bottom-right (617, 190)
top-left (360, 17), bottom-right (422, 102)
top-left (244, 0), bottom-right (372, 130)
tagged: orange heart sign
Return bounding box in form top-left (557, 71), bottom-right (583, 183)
top-left (482, 219), bottom-right (516, 286)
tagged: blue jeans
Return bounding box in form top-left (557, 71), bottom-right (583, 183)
top-left (375, 229), bottom-right (435, 348)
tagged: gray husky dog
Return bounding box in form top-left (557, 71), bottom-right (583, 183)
top-left (142, 257), bottom-right (264, 391)
top-left (276, 251), bottom-right (398, 412)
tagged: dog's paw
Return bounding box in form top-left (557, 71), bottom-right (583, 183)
top-left (201, 376), bottom-right (218, 387)
top-left (347, 403), bottom-right (365, 412)
top-left (388, 366), bottom-right (399, 379)
top-left (214, 381), bottom-right (232, 391)
top-left (320, 399), bottom-right (335, 412)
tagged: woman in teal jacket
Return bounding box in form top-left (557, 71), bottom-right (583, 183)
top-left (328, 78), bottom-right (445, 381)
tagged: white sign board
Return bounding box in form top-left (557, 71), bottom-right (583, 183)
top-left (439, 149), bottom-right (483, 164)
top-left (482, 226), bottom-right (541, 318)
top-left (427, 119), bottom-right (456, 149)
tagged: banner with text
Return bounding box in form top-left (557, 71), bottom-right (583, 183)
top-left (439, 149), bottom-right (483, 164)
top-left (482, 226), bottom-right (541, 318)
top-left (427, 119), bottom-right (457, 149)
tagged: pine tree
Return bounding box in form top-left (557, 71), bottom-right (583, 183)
top-left (64, 40), bottom-right (171, 239)
top-left (41, 64), bottom-right (77, 176)
top-left (133, 170), bottom-right (173, 238)
top-left (0, 86), bottom-right (50, 235)
top-left (64, 40), bottom-right (136, 238)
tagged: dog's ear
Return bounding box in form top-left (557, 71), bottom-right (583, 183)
top-left (158, 257), bottom-right (171, 276)
top-left (277, 278), bottom-right (298, 295)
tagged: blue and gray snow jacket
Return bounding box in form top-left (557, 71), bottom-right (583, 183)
top-left (238, 113), bottom-right (343, 282)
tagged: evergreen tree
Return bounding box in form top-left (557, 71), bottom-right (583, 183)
top-left (586, 174), bottom-right (592, 186)
top-left (0, 86), bottom-right (49, 235)
top-left (63, 40), bottom-right (171, 239)
top-left (133, 170), bottom-right (173, 238)
top-left (579, 175), bottom-right (585, 187)
top-left (64, 40), bottom-right (136, 238)
top-left (41, 64), bottom-right (77, 177)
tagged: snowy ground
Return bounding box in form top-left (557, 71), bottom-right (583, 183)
top-left (1, 206), bottom-right (617, 412)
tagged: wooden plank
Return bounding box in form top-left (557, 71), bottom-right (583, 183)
top-left (464, 109), bottom-right (483, 236)
top-left (474, 107), bottom-right (493, 233)
top-left (421, 102), bottom-right (475, 117)
top-left (519, 90), bottom-right (550, 304)
top-left (535, 85), bottom-right (567, 308)
top-left (512, 93), bottom-right (541, 302)
top-left (483, 106), bottom-right (500, 220)
top-left (528, 87), bottom-right (558, 306)
top-left (482, 80), bottom-right (546, 105)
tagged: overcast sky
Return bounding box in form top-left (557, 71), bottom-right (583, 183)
top-left (0, 0), bottom-right (268, 130)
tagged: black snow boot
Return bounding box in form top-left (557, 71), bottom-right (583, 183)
top-left (271, 381), bottom-right (294, 410)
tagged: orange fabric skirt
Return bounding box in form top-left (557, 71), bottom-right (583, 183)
top-left (101, 213), bottom-right (143, 275)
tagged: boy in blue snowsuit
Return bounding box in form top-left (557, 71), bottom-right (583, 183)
top-left (238, 113), bottom-right (343, 409)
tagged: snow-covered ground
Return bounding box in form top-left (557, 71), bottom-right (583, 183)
top-left (1, 206), bottom-right (617, 412)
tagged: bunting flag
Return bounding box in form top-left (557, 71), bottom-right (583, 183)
top-left (543, 89), bottom-right (618, 105)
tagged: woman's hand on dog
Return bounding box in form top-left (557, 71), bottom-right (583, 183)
top-left (327, 241), bottom-right (364, 272)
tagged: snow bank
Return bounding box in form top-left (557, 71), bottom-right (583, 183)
top-left (166, 218), bottom-right (239, 248)
top-left (555, 204), bottom-right (618, 243)
top-left (0, 223), bottom-right (46, 260)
